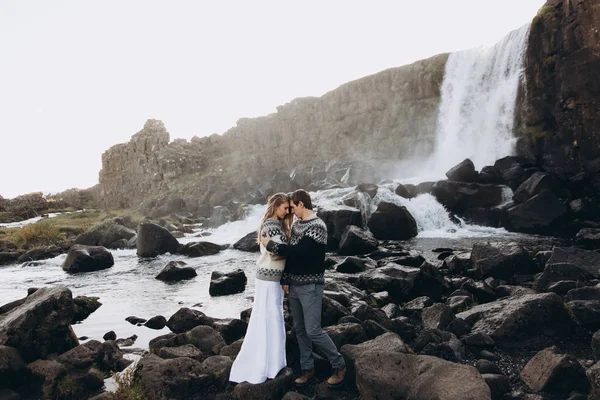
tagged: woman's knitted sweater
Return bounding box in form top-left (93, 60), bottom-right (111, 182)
top-left (266, 214), bottom-right (327, 286)
top-left (255, 218), bottom-right (288, 282)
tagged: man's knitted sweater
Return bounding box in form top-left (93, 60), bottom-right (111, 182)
top-left (255, 218), bottom-right (287, 282)
top-left (266, 214), bottom-right (327, 286)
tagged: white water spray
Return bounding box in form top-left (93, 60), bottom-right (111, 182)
top-left (181, 204), bottom-right (266, 245)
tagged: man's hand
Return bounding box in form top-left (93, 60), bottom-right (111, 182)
top-left (260, 233), bottom-right (270, 248)
top-left (282, 285), bottom-right (289, 295)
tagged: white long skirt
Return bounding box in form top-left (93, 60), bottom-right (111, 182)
top-left (229, 279), bottom-right (287, 384)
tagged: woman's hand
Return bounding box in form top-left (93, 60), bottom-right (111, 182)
top-left (260, 234), bottom-right (270, 248)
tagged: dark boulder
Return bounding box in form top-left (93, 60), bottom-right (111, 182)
top-left (61, 245), bottom-right (114, 273)
top-left (149, 333), bottom-right (191, 354)
top-left (513, 172), bottom-right (561, 203)
top-left (356, 264), bottom-right (419, 301)
top-left (336, 256), bottom-right (370, 274)
top-left (456, 293), bottom-right (573, 348)
top-left (178, 241), bottom-right (222, 257)
top-left (187, 325), bottom-right (226, 355)
top-left (158, 344), bottom-right (204, 361)
top-left (73, 296), bottom-right (102, 323)
top-left (134, 354), bottom-right (212, 399)
top-left (0, 286), bottom-right (78, 362)
top-left (367, 202), bottom-right (417, 240)
top-left (75, 221), bottom-right (136, 249)
top-left (155, 261), bottom-right (197, 282)
top-left (321, 297), bottom-right (351, 327)
top-left (478, 166), bottom-right (503, 184)
top-left (136, 222), bottom-right (180, 258)
top-left (232, 367), bottom-right (294, 400)
top-left (166, 308), bottom-right (215, 333)
top-left (446, 158), bottom-right (478, 182)
top-left (413, 329), bottom-right (466, 362)
top-left (432, 180), bottom-right (504, 214)
top-left (461, 208), bottom-right (507, 228)
top-left (535, 247), bottom-right (600, 292)
top-left (209, 270), bottom-right (247, 296)
top-left (471, 242), bottom-right (535, 281)
top-left (421, 304), bottom-right (454, 331)
top-left (520, 346), bottom-right (589, 394)
top-left (493, 157), bottom-right (530, 190)
top-left (323, 323), bottom-right (368, 350)
top-left (233, 231), bottom-right (259, 252)
top-left (145, 316), bottom-right (167, 330)
top-left (338, 226), bottom-right (378, 256)
top-left (395, 183), bottom-right (415, 199)
top-left (125, 316), bottom-right (146, 325)
top-left (506, 190), bottom-right (567, 234)
top-left (482, 374), bottom-right (510, 400)
top-left (318, 205), bottom-right (363, 250)
top-left (566, 300), bottom-right (600, 329)
top-left (211, 318), bottom-right (248, 345)
top-left (401, 296), bottom-right (433, 319)
top-left (0, 345), bottom-right (26, 389)
top-left (355, 351), bottom-right (491, 399)
top-left (341, 332), bottom-right (412, 379)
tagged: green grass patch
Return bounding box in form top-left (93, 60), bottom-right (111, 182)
top-left (51, 209), bottom-right (142, 231)
top-left (0, 209), bottom-right (143, 251)
top-left (9, 220), bottom-right (65, 246)
top-left (0, 212), bottom-right (21, 223)
top-left (112, 367), bottom-right (146, 400)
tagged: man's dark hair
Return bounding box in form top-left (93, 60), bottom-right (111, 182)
top-left (291, 189), bottom-right (312, 210)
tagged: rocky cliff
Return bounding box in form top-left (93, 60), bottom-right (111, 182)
top-left (99, 0), bottom-right (600, 215)
top-left (515, 0), bottom-right (600, 177)
top-left (98, 53), bottom-right (449, 209)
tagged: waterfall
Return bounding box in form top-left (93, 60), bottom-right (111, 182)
top-left (431, 24), bottom-right (530, 175)
top-left (193, 26), bottom-right (532, 242)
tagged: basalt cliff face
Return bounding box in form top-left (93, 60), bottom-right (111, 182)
top-left (515, 0), bottom-right (600, 177)
top-left (98, 0), bottom-right (600, 215)
top-left (98, 54), bottom-right (449, 210)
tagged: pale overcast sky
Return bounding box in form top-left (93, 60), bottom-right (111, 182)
top-left (0, 0), bottom-right (545, 198)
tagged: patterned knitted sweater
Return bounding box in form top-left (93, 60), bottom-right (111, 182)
top-left (255, 218), bottom-right (288, 282)
top-left (266, 214), bottom-right (327, 286)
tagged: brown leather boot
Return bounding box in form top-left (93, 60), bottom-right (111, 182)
top-left (327, 367), bottom-right (347, 388)
top-left (294, 368), bottom-right (314, 387)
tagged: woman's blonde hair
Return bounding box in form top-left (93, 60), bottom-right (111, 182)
top-left (257, 192), bottom-right (292, 243)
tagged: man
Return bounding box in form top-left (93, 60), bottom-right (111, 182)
top-left (261, 189), bottom-right (346, 388)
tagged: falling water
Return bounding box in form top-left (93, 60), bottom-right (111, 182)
top-left (431, 24), bottom-right (530, 175)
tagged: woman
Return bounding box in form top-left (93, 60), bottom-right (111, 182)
top-left (229, 192), bottom-right (293, 384)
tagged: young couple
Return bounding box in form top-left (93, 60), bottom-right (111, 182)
top-left (229, 189), bottom-right (347, 388)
